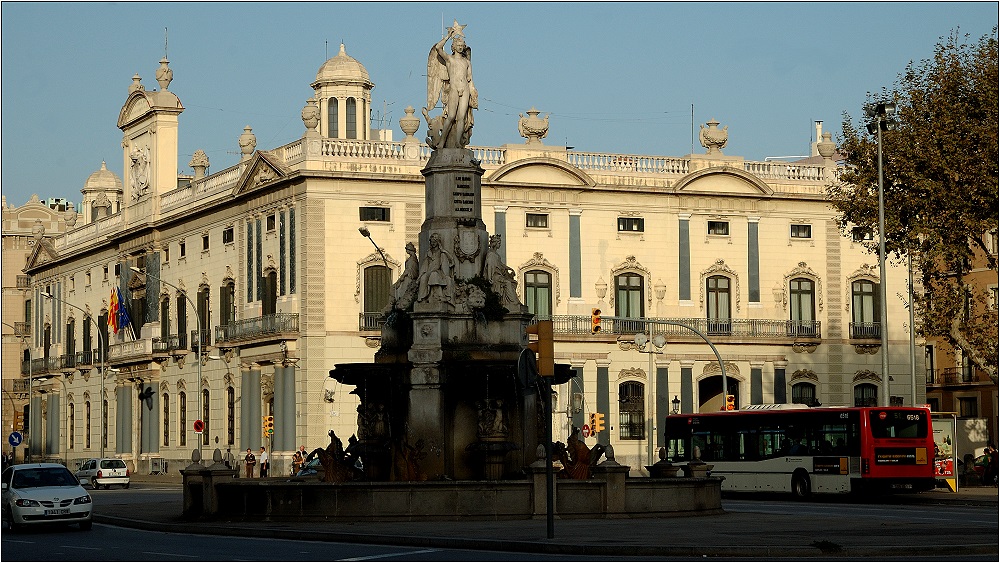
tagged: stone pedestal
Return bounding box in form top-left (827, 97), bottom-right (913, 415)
top-left (181, 456), bottom-right (238, 518)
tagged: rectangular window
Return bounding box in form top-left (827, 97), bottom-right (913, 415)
top-left (618, 217), bottom-right (644, 232)
top-left (852, 227), bottom-right (873, 242)
top-left (85, 271), bottom-right (91, 286)
top-left (958, 397), bottom-right (978, 418)
top-left (179, 241), bottom-right (186, 258)
top-left (526, 213), bottom-right (548, 228)
top-left (163, 246), bottom-right (169, 263)
top-left (103, 266), bottom-right (109, 280)
top-left (114, 263), bottom-right (120, 276)
top-left (708, 221), bottom-right (729, 236)
top-left (267, 214), bottom-right (276, 231)
top-left (222, 226), bottom-right (234, 245)
top-left (790, 224), bottom-right (812, 239)
top-left (360, 207), bottom-right (391, 222)
top-left (202, 234), bottom-right (209, 252)
top-left (69, 276), bottom-right (75, 290)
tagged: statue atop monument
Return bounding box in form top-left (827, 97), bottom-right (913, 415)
top-left (423, 20), bottom-right (478, 150)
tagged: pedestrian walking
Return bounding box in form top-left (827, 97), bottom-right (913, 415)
top-left (259, 446), bottom-right (269, 478)
top-left (244, 447), bottom-right (256, 478)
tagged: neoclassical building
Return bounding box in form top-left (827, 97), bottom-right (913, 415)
top-left (10, 44), bottom-right (923, 475)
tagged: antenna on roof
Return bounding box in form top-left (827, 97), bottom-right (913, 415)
top-left (325, 40), bottom-right (328, 60)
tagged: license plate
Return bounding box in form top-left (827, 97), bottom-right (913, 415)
top-left (890, 483), bottom-right (913, 489)
top-left (44, 508), bottom-right (70, 515)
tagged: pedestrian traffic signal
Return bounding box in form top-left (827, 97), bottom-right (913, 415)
top-left (591, 308), bottom-right (602, 334)
top-left (726, 394), bottom-right (736, 411)
top-left (593, 412), bottom-right (605, 434)
top-left (526, 320), bottom-right (554, 377)
top-left (263, 415), bottom-right (274, 436)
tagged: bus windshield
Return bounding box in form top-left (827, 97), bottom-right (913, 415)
top-left (868, 409), bottom-right (928, 439)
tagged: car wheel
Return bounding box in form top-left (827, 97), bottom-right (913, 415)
top-left (123, 483), bottom-right (129, 489)
top-left (80, 520), bottom-right (93, 531)
top-left (791, 472), bottom-right (811, 500)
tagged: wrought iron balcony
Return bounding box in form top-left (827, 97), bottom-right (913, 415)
top-left (30, 357), bottom-right (60, 375)
top-left (931, 367), bottom-right (985, 386)
top-left (190, 329), bottom-right (211, 351)
top-left (75, 350), bottom-right (94, 367)
top-left (849, 322), bottom-right (881, 340)
top-left (360, 312), bottom-right (384, 332)
top-left (214, 313), bottom-right (299, 346)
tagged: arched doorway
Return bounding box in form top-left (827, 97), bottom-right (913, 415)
top-left (698, 375), bottom-right (740, 412)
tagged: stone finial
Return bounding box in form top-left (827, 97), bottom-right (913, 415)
top-left (64, 203), bottom-right (77, 228)
top-left (399, 106), bottom-right (420, 140)
top-left (238, 126), bottom-right (256, 161)
top-left (699, 118), bottom-right (729, 155)
top-left (817, 131), bottom-right (836, 160)
top-left (129, 73), bottom-right (144, 93)
top-left (189, 149), bottom-right (209, 179)
top-left (517, 107), bottom-right (549, 145)
top-left (32, 219), bottom-right (45, 241)
top-left (301, 98), bottom-right (319, 132)
top-left (155, 57), bottom-right (173, 91)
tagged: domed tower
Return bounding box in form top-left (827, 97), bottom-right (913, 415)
top-left (80, 161), bottom-right (123, 224)
top-left (311, 43), bottom-right (374, 140)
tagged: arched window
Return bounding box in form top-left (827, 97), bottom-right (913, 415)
top-left (68, 403), bottom-right (75, 450)
top-left (851, 279), bottom-right (879, 339)
top-left (178, 392), bottom-right (187, 447)
top-left (263, 271), bottom-right (278, 316)
top-left (176, 294), bottom-right (187, 350)
top-left (162, 392), bottom-right (170, 446)
top-left (227, 386), bottom-right (235, 445)
top-left (789, 278), bottom-right (816, 336)
top-left (706, 275), bottom-right (731, 335)
top-left (791, 382), bottom-right (817, 406)
top-left (618, 381), bottom-right (645, 440)
top-left (160, 296), bottom-right (171, 342)
top-left (615, 273), bottom-right (644, 319)
top-left (524, 270), bottom-right (552, 318)
top-left (202, 389), bottom-right (211, 446)
top-left (328, 98), bottom-right (339, 138)
top-left (197, 287), bottom-right (211, 348)
top-left (854, 383), bottom-right (878, 407)
top-left (85, 401), bottom-right (91, 449)
top-left (66, 318), bottom-right (76, 366)
top-left (363, 265), bottom-right (391, 330)
top-left (346, 97), bottom-right (357, 139)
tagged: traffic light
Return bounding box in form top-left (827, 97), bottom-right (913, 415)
top-left (591, 308), bottom-right (602, 334)
top-left (526, 320), bottom-right (554, 377)
top-left (726, 394), bottom-right (736, 411)
top-left (13, 411), bottom-right (23, 431)
top-left (589, 412), bottom-right (597, 431)
top-left (593, 412), bottom-right (605, 434)
top-left (263, 415), bottom-right (274, 436)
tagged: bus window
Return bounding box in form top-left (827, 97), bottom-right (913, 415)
top-left (666, 437), bottom-right (687, 462)
top-left (869, 410), bottom-right (928, 439)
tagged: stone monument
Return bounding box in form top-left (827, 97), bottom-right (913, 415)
top-left (331, 22), bottom-right (574, 481)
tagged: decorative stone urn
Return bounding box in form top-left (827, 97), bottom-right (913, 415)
top-left (238, 126), bottom-right (256, 161)
top-left (301, 98), bottom-right (319, 132)
top-left (517, 107), bottom-right (549, 145)
top-left (817, 131), bottom-right (836, 159)
top-left (699, 118), bottom-right (729, 155)
top-left (399, 106), bottom-right (420, 140)
top-left (155, 57), bottom-right (173, 90)
top-left (189, 150), bottom-right (210, 179)
top-left (64, 203), bottom-right (77, 228)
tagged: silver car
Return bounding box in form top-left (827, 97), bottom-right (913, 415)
top-left (1, 463), bottom-right (93, 531)
top-left (74, 458), bottom-right (130, 489)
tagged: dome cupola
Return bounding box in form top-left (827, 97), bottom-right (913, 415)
top-left (309, 43), bottom-right (374, 141)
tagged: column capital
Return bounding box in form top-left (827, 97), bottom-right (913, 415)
top-left (678, 213), bottom-right (692, 221)
top-left (568, 208), bottom-right (583, 216)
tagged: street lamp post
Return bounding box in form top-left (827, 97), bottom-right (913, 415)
top-left (866, 101), bottom-right (896, 406)
top-left (633, 330), bottom-right (666, 467)
top-left (40, 292), bottom-right (107, 458)
top-left (2, 321), bottom-right (31, 461)
top-left (131, 267), bottom-right (203, 462)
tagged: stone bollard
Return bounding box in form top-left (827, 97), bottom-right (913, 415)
top-left (181, 448), bottom-right (238, 519)
top-left (592, 454), bottom-right (630, 516)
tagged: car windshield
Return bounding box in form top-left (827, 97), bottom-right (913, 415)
top-left (100, 459), bottom-right (126, 469)
top-left (12, 467), bottom-right (79, 488)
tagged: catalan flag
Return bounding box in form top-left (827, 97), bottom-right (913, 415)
top-left (108, 289), bottom-right (120, 335)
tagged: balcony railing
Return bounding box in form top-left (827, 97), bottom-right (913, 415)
top-left (360, 312), bottom-right (384, 332)
top-left (934, 367), bottom-right (983, 385)
top-left (849, 322), bottom-right (881, 340)
top-left (12, 379), bottom-right (29, 393)
top-left (59, 354), bottom-right (76, 371)
top-left (560, 315), bottom-right (822, 340)
top-left (190, 329), bottom-right (211, 351)
top-left (16, 275), bottom-right (31, 289)
top-left (75, 350), bottom-right (93, 367)
top-left (30, 357), bottom-right (60, 374)
top-left (11, 322), bottom-right (30, 337)
top-left (215, 313), bottom-right (300, 345)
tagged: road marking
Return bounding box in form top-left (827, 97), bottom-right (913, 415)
top-left (59, 545), bottom-right (100, 550)
top-left (142, 552), bottom-right (199, 558)
top-left (2, 539), bottom-right (35, 544)
top-left (337, 549), bottom-right (441, 561)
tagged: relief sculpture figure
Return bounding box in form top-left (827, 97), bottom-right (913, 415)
top-left (417, 233), bottom-right (455, 304)
top-left (482, 234), bottom-right (519, 307)
top-left (423, 20), bottom-right (477, 149)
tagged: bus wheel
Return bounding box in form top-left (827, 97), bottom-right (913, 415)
top-left (791, 472), bottom-right (811, 500)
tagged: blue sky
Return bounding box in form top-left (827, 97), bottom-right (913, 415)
top-left (1, 1), bottom-right (996, 207)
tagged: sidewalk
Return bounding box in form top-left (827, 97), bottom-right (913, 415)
top-left (103, 474), bottom-right (998, 558)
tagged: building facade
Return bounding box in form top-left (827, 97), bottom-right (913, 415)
top-left (9, 45), bottom-right (924, 475)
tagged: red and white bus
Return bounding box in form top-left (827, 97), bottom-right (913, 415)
top-left (663, 405), bottom-right (936, 498)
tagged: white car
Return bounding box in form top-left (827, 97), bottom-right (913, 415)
top-left (74, 458), bottom-right (130, 489)
top-left (1, 463), bottom-right (93, 531)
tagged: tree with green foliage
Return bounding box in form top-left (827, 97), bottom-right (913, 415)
top-left (829, 28), bottom-right (998, 383)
